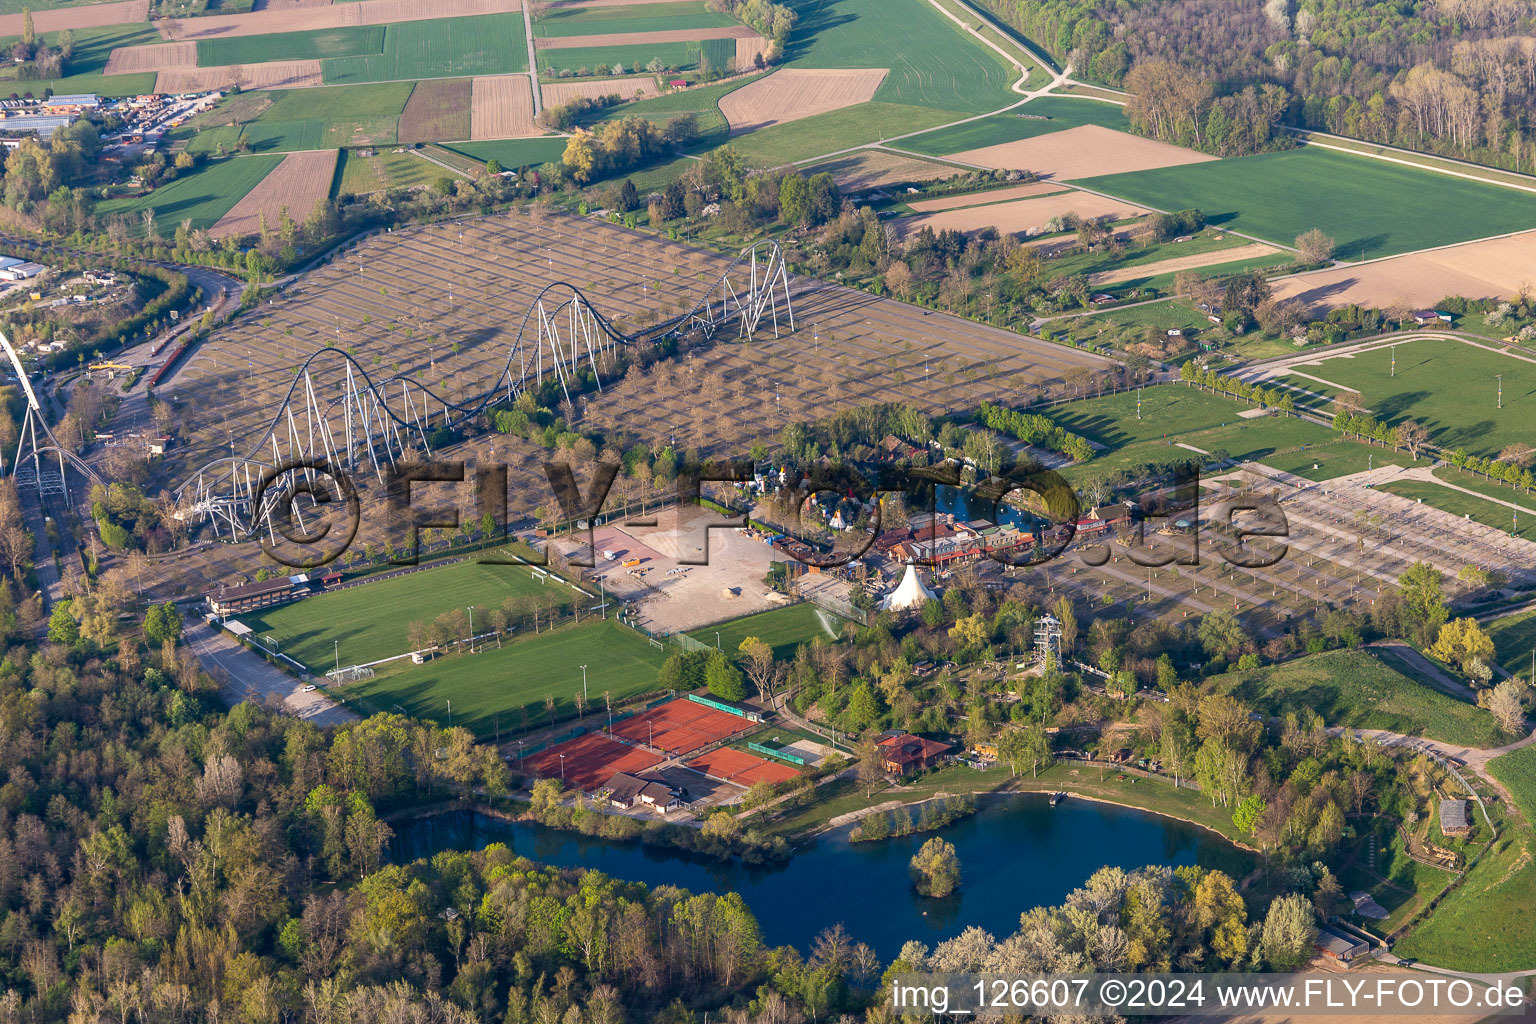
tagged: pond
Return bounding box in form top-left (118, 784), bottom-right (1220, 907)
top-left (391, 794), bottom-right (1250, 959)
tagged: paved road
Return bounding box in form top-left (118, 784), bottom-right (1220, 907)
top-left (186, 620), bottom-right (358, 726)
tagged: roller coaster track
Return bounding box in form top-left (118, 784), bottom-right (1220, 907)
top-left (168, 239), bottom-right (795, 543)
top-left (0, 328), bottom-right (104, 502)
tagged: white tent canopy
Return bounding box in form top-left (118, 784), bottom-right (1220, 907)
top-left (882, 563), bottom-right (936, 612)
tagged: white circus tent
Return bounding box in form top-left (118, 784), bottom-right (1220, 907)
top-left (882, 563), bottom-right (936, 612)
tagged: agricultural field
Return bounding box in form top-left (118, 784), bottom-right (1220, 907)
top-left (534, 1), bottom-right (738, 37)
top-left (398, 78), bottom-right (473, 143)
top-left (194, 25), bottom-right (385, 66)
top-left (445, 137), bottom-right (568, 169)
top-left (211, 148), bottom-right (337, 237)
top-left (470, 75), bottom-right (537, 140)
top-left (686, 602), bottom-right (843, 660)
top-left (1279, 337), bottom-right (1536, 455)
top-left (346, 619), bottom-right (669, 738)
top-left (95, 155), bottom-right (282, 231)
top-left (1078, 147), bottom-right (1536, 259)
top-left (336, 146), bottom-right (439, 194)
top-left (896, 189), bottom-right (1147, 238)
top-left (1208, 649), bottom-right (1502, 748)
top-left (186, 82), bottom-right (413, 152)
top-left (537, 40), bottom-right (698, 76)
top-left (806, 148), bottom-right (959, 190)
top-left (0, 21), bottom-right (160, 95)
top-left (898, 97), bottom-right (1132, 155)
top-left (954, 124), bottom-right (1215, 181)
top-left (784, 0), bottom-right (1018, 114)
top-left (718, 101), bottom-right (962, 166)
top-left (237, 557), bottom-right (578, 672)
top-left (322, 13), bottom-right (528, 85)
top-left (719, 67), bottom-right (887, 134)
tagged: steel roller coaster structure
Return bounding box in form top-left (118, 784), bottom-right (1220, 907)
top-left (153, 238), bottom-right (796, 544)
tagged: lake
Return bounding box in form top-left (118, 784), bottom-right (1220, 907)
top-left (391, 794), bottom-right (1250, 958)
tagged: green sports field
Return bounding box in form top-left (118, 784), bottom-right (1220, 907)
top-left (323, 14), bottom-right (528, 84)
top-left (899, 97), bottom-right (1131, 154)
top-left (687, 602), bottom-right (843, 660)
top-left (785, 0), bottom-right (1017, 113)
top-left (1282, 337), bottom-right (1536, 454)
top-left (96, 155), bottom-right (281, 231)
top-left (237, 557), bottom-right (579, 672)
top-left (1208, 648), bottom-right (1501, 747)
top-left (196, 25), bottom-right (385, 66)
top-left (346, 618), bottom-right (668, 738)
top-left (534, 1), bottom-right (737, 37)
top-left (1257, 437), bottom-right (1422, 481)
top-left (1076, 147), bottom-right (1536, 259)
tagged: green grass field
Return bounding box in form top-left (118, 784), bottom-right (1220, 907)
top-left (687, 602), bottom-right (843, 660)
top-left (1282, 338), bottom-right (1536, 455)
top-left (96, 155), bottom-right (281, 231)
top-left (445, 137), bottom-right (569, 169)
top-left (1077, 147), bottom-right (1536, 259)
top-left (538, 40), bottom-right (699, 75)
top-left (1207, 648), bottom-right (1502, 747)
top-left (1376, 480), bottom-right (1536, 540)
top-left (346, 618), bottom-right (668, 738)
top-left (1050, 384), bottom-right (1274, 449)
top-left (323, 14), bottom-right (528, 84)
top-left (336, 147), bottom-right (439, 193)
top-left (1489, 746), bottom-right (1536, 827)
top-left (190, 83), bottom-right (413, 154)
top-left (1393, 828), bottom-right (1536, 971)
top-left (784, 0), bottom-right (1016, 113)
top-left (238, 118), bottom-right (329, 153)
top-left (534, 1), bottom-right (736, 36)
top-left (0, 22), bottom-right (159, 96)
top-left (1257, 437), bottom-right (1422, 481)
top-left (263, 82), bottom-right (414, 120)
top-left (722, 101), bottom-right (963, 165)
top-left (1488, 610), bottom-right (1536, 679)
top-left (196, 25), bottom-right (385, 66)
top-left (237, 558), bottom-right (578, 672)
top-left (899, 97), bottom-right (1131, 154)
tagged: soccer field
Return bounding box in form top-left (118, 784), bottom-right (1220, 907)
top-left (238, 556), bottom-right (578, 672)
top-left (1287, 337), bottom-right (1536, 455)
top-left (1076, 147), bottom-right (1536, 259)
top-left (687, 602), bottom-right (843, 660)
top-left (345, 619), bottom-right (668, 738)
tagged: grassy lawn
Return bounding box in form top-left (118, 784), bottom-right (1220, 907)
top-left (1488, 610), bottom-right (1536, 679)
top-left (323, 14), bottom-right (528, 84)
top-left (539, 41), bottom-right (699, 75)
top-left (1207, 649), bottom-right (1501, 747)
top-left (96, 155), bottom-right (281, 231)
top-left (344, 618), bottom-right (667, 739)
top-left (1394, 829), bottom-right (1536, 971)
top-left (1258, 437), bottom-right (1423, 481)
top-left (899, 96), bottom-right (1132, 154)
top-left (238, 556), bottom-right (578, 671)
top-left (445, 137), bottom-right (569, 168)
top-left (1286, 337), bottom-right (1536, 455)
top-left (336, 147), bottom-right (439, 193)
top-left (535, 1), bottom-right (736, 36)
top-left (196, 25), bottom-right (385, 66)
top-left (1488, 746), bottom-right (1536, 827)
top-left (1076, 147), bottom-right (1536, 259)
top-left (237, 119), bottom-right (329, 153)
top-left (784, 0), bottom-right (1016, 113)
top-left (687, 602), bottom-right (843, 660)
top-left (1376, 480), bottom-right (1536, 540)
top-left (723, 101), bottom-right (964, 166)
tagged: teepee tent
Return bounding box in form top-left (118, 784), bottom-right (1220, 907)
top-left (882, 564), bottom-right (936, 612)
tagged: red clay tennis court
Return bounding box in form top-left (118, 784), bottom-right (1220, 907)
top-left (524, 733), bottom-right (662, 791)
top-left (610, 698), bottom-right (753, 754)
top-left (686, 746), bottom-right (800, 785)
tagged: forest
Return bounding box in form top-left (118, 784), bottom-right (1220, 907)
top-left (978, 0), bottom-right (1536, 167)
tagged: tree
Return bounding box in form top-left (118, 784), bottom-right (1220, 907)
top-left (1399, 561), bottom-right (1449, 643)
top-left (704, 650), bottom-right (747, 702)
top-left (1295, 228), bottom-right (1335, 263)
top-left (737, 636), bottom-right (782, 704)
top-left (1259, 894), bottom-right (1316, 970)
top-left (1231, 794), bottom-right (1264, 835)
top-left (48, 599), bottom-right (78, 644)
top-left (1428, 617), bottom-right (1495, 677)
top-left (909, 837), bottom-right (961, 897)
top-left (144, 602), bottom-right (184, 647)
top-left (855, 736), bottom-right (885, 796)
top-left (1394, 420), bottom-right (1430, 459)
top-left (1487, 679), bottom-right (1529, 737)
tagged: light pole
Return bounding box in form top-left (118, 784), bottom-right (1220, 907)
top-left (467, 606), bottom-right (474, 644)
top-left (1497, 374), bottom-right (1504, 409)
top-left (1390, 344), bottom-right (1396, 377)
top-left (447, 699), bottom-right (452, 729)
top-left (334, 639), bottom-right (339, 675)
top-left (715, 630), bottom-right (721, 651)
top-left (580, 663), bottom-right (588, 702)
top-left (559, 753), bottom-right (565, 783)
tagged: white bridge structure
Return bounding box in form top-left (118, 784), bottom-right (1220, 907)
top-left (0, 329), bottom-right (102, 502)
top-left (172, 240), bottom-right (794, 543)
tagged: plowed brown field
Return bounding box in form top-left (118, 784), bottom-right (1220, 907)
top-left (471, 75), bottom-right (539, 140)
top-left (907, 180), bottom-right (1066, 211)
top-left (535, 25), bottom-right (756, 48)
top-left (1271, 229), bottom-right (1536, 310)
top-left (0, 0), bottom-right (146, 36)
top-left (897, 188), bottom-right (1148, 237)
top-left (718, 67), bottom-right (886, 134)
top-left (155, 60), bottom-right (324, 92)
top-left (212, 149), bottom-right (337, 239)
top-left (541, 76), bottom-right (659, 106)
top-left (951, 124), bottom-right (1215, 180)
top-left (104, 40), bottom-right (196, 75)
top-left (157, 0), bottom-right (519, 40)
